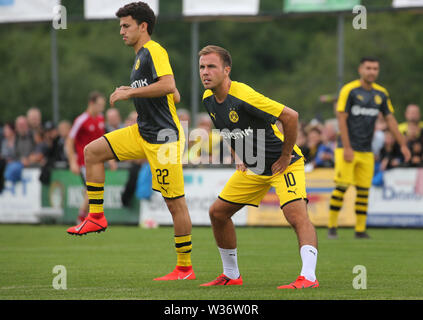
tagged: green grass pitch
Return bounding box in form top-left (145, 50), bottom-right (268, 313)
top-left (0, 225), bottom-right (422, 300)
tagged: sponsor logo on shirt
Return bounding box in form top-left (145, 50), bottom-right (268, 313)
top-left (351, 105), bottom-right (379, 117)
top-left (131, 78), bottom-right (148, 88)
top-left (220, 127), bottom-right (253, 140)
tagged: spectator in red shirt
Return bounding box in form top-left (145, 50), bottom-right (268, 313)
top-left (65, 91), bottom-right (117, 223)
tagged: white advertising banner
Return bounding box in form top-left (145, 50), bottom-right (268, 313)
top-left (183, 0), bottom-right (260, 16)
top-left (140, 168), bottom-right (248, 226)
top-left (0, 0), bottom-right (60, 23)
top-left (367, 168), bottom-right (423, 227)
top-left (0, 168), bottom-right (42, 223)
top-left (84, 0), bottom-right (159, 19)
top-left (392, 0), bottom-right (423, 8)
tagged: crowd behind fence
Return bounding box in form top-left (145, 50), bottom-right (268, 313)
top-left (1, 101), bottom-right (423, 194)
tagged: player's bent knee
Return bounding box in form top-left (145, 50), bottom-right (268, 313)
top-left (84, 138), bottom-right (113, 164)
top-left (209, 204), bottom-right (231, 223)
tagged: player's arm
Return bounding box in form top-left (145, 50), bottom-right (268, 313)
top-left (337, 111), bottom-right (354, 162)
top-left (65, 137), bottom-right (79, 174)
top-left (173, 87), bottom-right (181, 104)
top-left (271, 106), bottom-right (298, 175)
top-left (336, 85), bottom-right (354, 162)
top-left (110, 75), bottom-right (176, 107)
top-left (385, 113), bottom-right (411, 163)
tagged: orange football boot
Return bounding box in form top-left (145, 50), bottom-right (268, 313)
top-left (277, 276), bottom-right (319, 289)
top-left (200, 274), bottom-right (243, 286)
top-left (153, 266), bottom-right (196, 281)
top-left (67, 213), bottom-right (107, 235)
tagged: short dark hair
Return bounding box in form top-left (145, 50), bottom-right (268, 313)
top-left (116, 1), bottom-right (156, 36)
top-left (88, 91), bottom-right (105, 104)
top-left (360, 56), bottom-right (379, 64)
top-left (198, 45), bottom-right (232, 68)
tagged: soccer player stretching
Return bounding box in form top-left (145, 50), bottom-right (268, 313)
top-left (328, 57), bottom-right (411, 239)
top-left (198, 45), bottom-right (318, 289)
top-left (67, 2), bottom-right (195, 281)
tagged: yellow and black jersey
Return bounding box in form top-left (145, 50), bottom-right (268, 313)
top-left (337, 79), bottom-right (394, 152)
top-left (130, 40), bottom-right (181, 144)
top-left (202, 81), bottom-right (303, 176)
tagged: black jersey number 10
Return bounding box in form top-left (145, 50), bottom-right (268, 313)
top-left (284, 172), bottom-right (296, 188)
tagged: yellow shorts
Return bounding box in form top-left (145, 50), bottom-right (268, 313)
top-left (219, 158), bottom-right (308, 208)
top-left (104, 124), bottom-right (185, 199)
top-left (334, 148), bottom-right (374, 188)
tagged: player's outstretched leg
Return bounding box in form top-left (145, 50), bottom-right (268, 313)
top-left (278, 199), bottom-right (319, 289)
top-left (67, 137), bottom-right (114, 235)
top-left (153, 197), bottom-right (196, 280)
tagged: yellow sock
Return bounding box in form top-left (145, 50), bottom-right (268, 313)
top-left (86, 182), bottom-right (104, 214)
top-left (355, 214), bottom-right (367, 232)
top-left (328, 185), bottom-right (347, 228)
top-left (355, 186), bottom-right (369, 232)
top-left (174, 234), bottom-right (192, 267)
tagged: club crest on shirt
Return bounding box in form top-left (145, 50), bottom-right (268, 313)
top-left (135, 58), bottom-right (140, 70)
top-left (374, 94), bottom-right (382, 105)
top-left (229, 109), bottom-right (239, 123)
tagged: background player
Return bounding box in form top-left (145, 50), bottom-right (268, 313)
top-left (198, 45), bottom-right (318, 289)
top-left (66, 2), bottom-right (195, 281)
top-left (328, 57), bottom-right (411, 239)
top-left (66, 91), bottom-right (116, 223)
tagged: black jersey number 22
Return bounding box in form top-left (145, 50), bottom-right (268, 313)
top-left (156, 169), bottom-right (169, 185)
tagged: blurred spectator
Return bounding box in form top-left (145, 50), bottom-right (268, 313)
top-left (305, 126), bottom-right (333, 168)
top-left (296, 126), bottom-right (310, 161)
top-left (125, 111), bottom-right (138, 127)
top-left (177, 108), bottom-right (191, 128)
top-left (405, 121), bottom-right (423, 167)
top-left (28, 129), bottom-right (47, 165)
top-left (322, 119), bottom-right (337, 152)
top-left (26, 107), bottom-right (43, 133)
top-left (105, 108), bottom-right (124, 133)
top-left (39, 121), bottom-right (71, 184)
top-left (57, 120), bottom-right (71, 162)
top-left (3, 116), bottom-right (34, 185)
top-left (379, 130), bottom-right (404, 171)
top-left (0, 123), bottom-right (15, 192)
top-left (398, 104), bottom-right (423, 136)
top-left (373, 130), bottom-right (405, 186)
top-left (177, 108), bottom-right (191, 164)
top-left (188, 112), bottom-right (222, 164)
top-left (14, 115), bottom-right (35, 167)
top-left (1, 122), bottom-right (16, 162)
top-left (372, 113), bottom-right (387, 160)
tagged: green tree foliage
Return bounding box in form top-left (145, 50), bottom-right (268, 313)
top-left (0, 7), bottom-right (422, 125)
